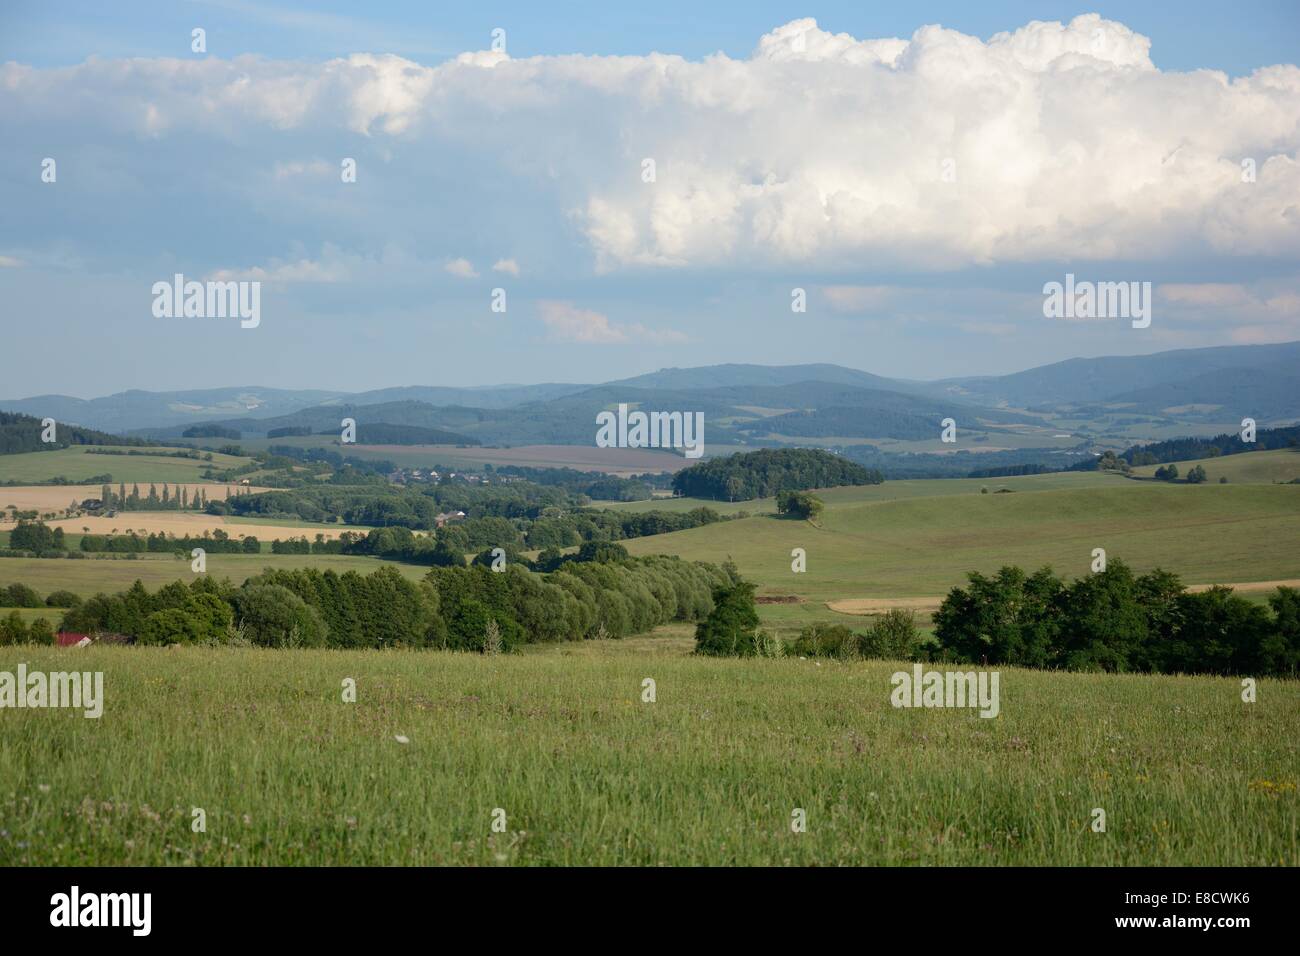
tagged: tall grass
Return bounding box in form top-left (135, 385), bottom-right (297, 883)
top-left (1, 642), bottom-right (1295, 865)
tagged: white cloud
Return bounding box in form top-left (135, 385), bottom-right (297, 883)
top-left (2, 14), bottom-right (1297, 276)
top-left (492, 258), bottom-right (520, 276)
top-left (444, 258), bottom-right (479, 279)
top-left (537, 301), bottom-right (686, 345)
top-left (0, 255), bottom-right (23, 268)
top-left (209, 256), bottom-right (346, 282)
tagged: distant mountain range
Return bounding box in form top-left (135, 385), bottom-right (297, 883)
top-left (932, 341), bottom-right (1300, 409)
top-left (2, 343), bottom-right (1296, 452)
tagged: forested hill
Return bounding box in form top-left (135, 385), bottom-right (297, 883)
top-left (0, 411), bottom-right (148, 455)
top-left (672, 448), bottom-right (884, 501)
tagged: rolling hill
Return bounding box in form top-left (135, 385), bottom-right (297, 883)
top-left (5, 343), bottom-right (1296, 481)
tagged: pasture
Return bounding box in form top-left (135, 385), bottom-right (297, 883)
top-left (621, 480), bottom-right (1300, 615)
top-left (0, 446), bottom-right (252, 484)
top-left (0, 552), bottom-right (421, 599)
top-left (0, 640), bottom-right (1294, 866)
top-left (1129, 447), bottom-right (1300, 484)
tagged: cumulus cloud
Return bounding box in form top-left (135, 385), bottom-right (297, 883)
top-left (538, 301), bottom-right (686, 344)
top-left (492, 258), bottom-right (520, 276)
top-left (1, 14), bottom-right (1297, 278)
top-left (444, 257), bottom-right (478, 278)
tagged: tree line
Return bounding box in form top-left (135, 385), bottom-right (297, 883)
top-left (1068, 424), bottom-right (1300, 470)
top-left (46, 553), bottom-right (738, 651)
top-left (933, 561), bottom-right (1299, 677)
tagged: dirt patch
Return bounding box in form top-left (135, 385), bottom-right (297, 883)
top-left (756, 595), bottom-right (802, 604)
top-left (827, 597), bottom-right (942, 615)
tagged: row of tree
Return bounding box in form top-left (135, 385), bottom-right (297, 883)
top-left (94, 482), bottom-right (221, 512)
top-left (933, 561), bottom-right (1300, 676)
top-left (52, 553), bottom-right (738, 651)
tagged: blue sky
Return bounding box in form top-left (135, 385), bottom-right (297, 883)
top-left (4, 1), bottom-right (1298, 75)
top-left (1, 2), bottom-right (1298, 397)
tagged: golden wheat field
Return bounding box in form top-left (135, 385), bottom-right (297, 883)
top-left (0, 483), bottom-right (266, 513)
top-left (34, 512), bottom-right (359, 542)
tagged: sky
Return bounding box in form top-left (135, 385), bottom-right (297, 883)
top-left (1, 1), bottom-right (1298, 398)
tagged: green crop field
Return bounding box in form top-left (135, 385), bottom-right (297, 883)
top-left (0, 638), bottom-right (1294, 866)
top-left (0, 553), bottom-right (422, 599)
top-left (621, 480), bottom-right (1300, 614)
top-left (0, 446), bottom-right (252, 484)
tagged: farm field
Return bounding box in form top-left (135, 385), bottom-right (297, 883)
top-left (0, 552), bottom-right (422, 599)
top-left (604, 469), bottom-right (1122, 514)
top-left (220, 437), bottom-right (690, 476)
top-left (0, 483), bottom-right (264, 514)
top-left (0, 446), bottom-right (252, 483)
top-left (0, 607), bottom-right (65, 626)
top-left (0, 640), bottom-right (1294, 866)
top-left (39, 511), bottom-right (360, 542)
top-left (621, 479), bottom-right (1300, 615)
top-left (768, 429), bottom-right (1085, 454)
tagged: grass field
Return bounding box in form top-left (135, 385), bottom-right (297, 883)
top-left (0, 638), bottom-right (1294, 866)
top-left (1130, 447), bottom-right (1300, 484)
top-left (0, 553), bottom-right (421, 598)
top-left (621, 480), bottom-right (1300, 621)
top-left (0, 446), bottom-right (252, 484)
top-left (604, 470), bottom-right (1122, 514)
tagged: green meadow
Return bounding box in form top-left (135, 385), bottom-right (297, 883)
top-left (0, 640), bottom-right (1294, 866)
top-left (1130, 446), bottom-right (1300, 484)
top-left (0, 450), bottom-right (1298, 867)
top-left (0, 446), bottom-right (252, 484)
top-left (623, 478), bottom-right (1300, 606)
top-left (0, 553), bottom-right (422, 599)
